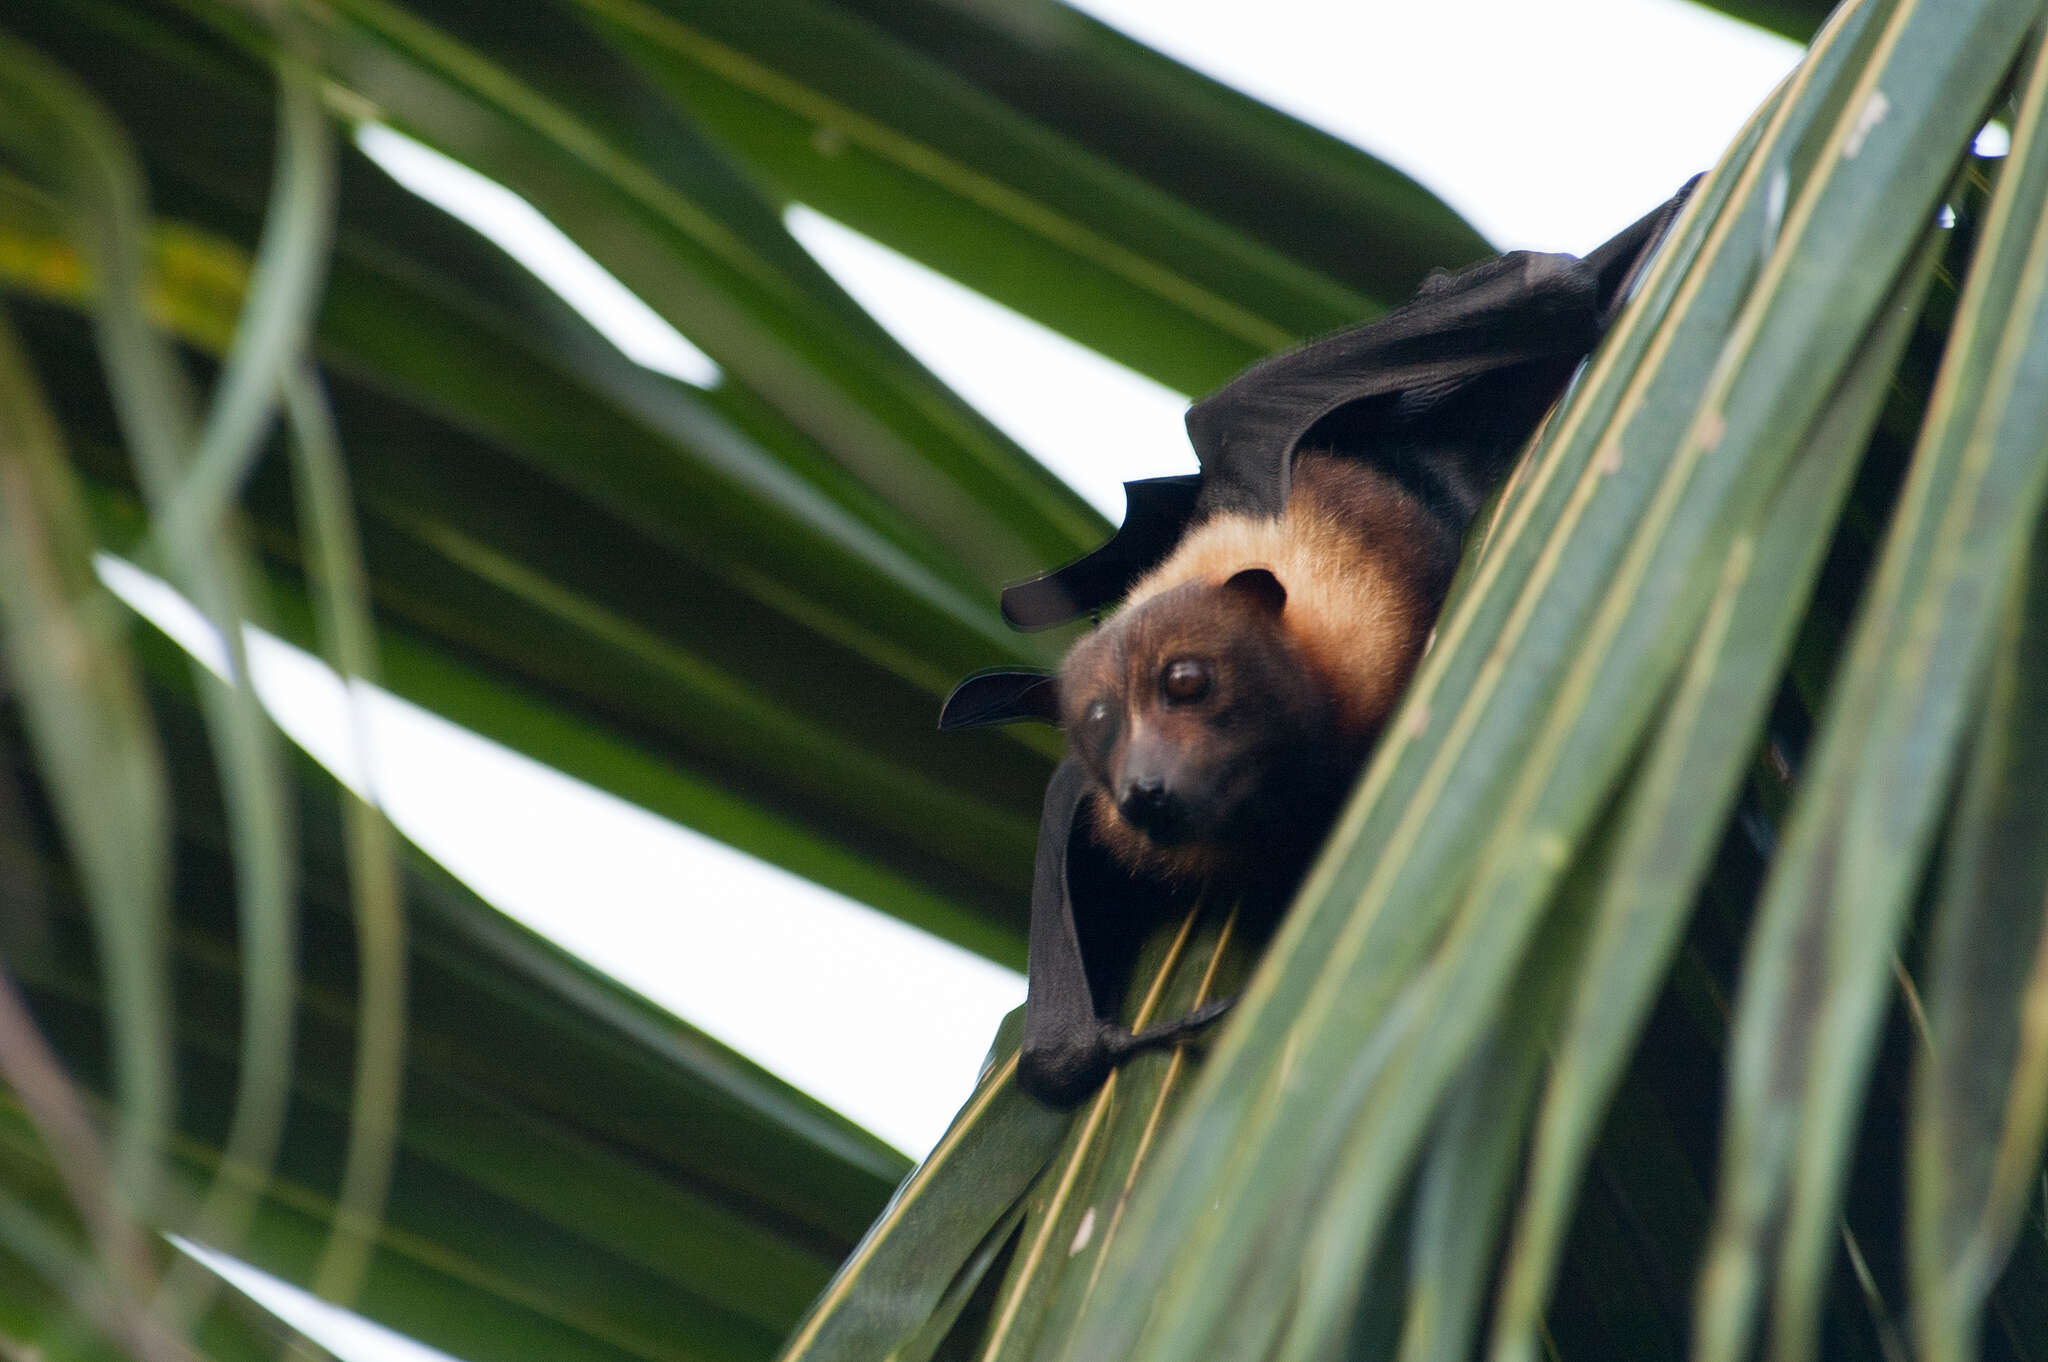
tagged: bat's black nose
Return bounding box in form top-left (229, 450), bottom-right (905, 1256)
top-left (1117, 777), bottom-right (1179, 838)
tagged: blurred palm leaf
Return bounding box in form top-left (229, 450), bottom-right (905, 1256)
top-left (8, 1), bottom-right (2048, 1362)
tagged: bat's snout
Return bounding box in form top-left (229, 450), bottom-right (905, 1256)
top-left (1115, 769), bottom-right (1193, 843)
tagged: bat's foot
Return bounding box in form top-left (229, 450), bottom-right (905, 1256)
top-left (1018, 996), bottom-right (1238, 1108)
top-left (1112, 994), bottom-right (1238, 1059)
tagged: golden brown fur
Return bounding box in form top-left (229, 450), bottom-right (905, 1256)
top-left (1058, 452), bottom-right (1459, 880)
top-left (1122, 454), bottom-right (1450, 735)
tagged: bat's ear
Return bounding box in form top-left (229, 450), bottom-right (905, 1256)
top-left (1223, 566), bottom-right (1287, 616)
top-left (939, 669), bottom-right (1063, 731)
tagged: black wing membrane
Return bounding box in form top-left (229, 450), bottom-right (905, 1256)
top-left (1015, 758), bottom-right (1117, 1106)
top-left (1190, 180), bottom-right (1693, 525)
top-left (999, 181), bottom-right (1696, 633)
top-left (1017, 759), bottom-right (1233, 1108)
top-left (961, 182), bottom-right (1695, 1106)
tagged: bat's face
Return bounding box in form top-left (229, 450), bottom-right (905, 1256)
top-left (1058, 568), bottom-right (1341, 868)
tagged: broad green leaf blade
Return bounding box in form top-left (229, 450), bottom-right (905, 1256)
top-left (28, 0), bottom-right (1045, 643)
top-left (218, 0), bottom-right (1107, 581)
top-left (6, 665), bottom-right (908, 1362)
top-left (830, 0), bottom-right (1491, 295)
top-left (1699, 18), bottom-right (2048, 1362)
top-left (3, 0), bottom-right (1064, 941)
top-left (1706, 0), bottom-right (1837, 41)
top-left (585, 1), bottom-right (1311, 392)
top-left (775, 890), bottom-right (1251, 1362)
top-left (1486, 205), bottom-right (1948, 1362)
top-left (575, 0), bottom-right (1474, 393)
top-left (775, 1009), bottom-right (1070, 1362)
top-left (1908, 518), bottom-right (2048, 1361)
top-left (231, 508), bottom-right (1036, 960)
top-left (20, 0), bottom-right (1059, 619)
top-left (983, 896), bottom-right (1246, 1362)
top-left (0, 191), bottom-right (1045, 954)
top-left (1396, 837), bottom-right (1608, 1362)
top-left (892, 1201), bottom-right (1027, 1362)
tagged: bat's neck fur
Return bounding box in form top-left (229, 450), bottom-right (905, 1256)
top-left (1123, 451), bottom-right (1461, 739)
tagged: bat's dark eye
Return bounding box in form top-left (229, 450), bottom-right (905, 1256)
top-left (1075, 699), bottom-right (1118, 761)
top-left (1161, 658), bottom-right (1211, 703)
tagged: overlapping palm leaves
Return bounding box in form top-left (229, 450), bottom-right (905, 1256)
top-left (4, 1), bottom-right (2048, 1362)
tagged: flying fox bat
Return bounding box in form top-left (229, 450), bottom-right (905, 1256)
top-left (942, 183), bottom-right (1695, 1107)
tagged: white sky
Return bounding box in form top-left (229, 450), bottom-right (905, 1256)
top-left (146, 3), bottom-right (1803, 1357)
top-left (1072, 0), bottom-right (1799, 254)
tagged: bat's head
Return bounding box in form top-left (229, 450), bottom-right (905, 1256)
top-left (1058, 567), bottom-right (1346, 877)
